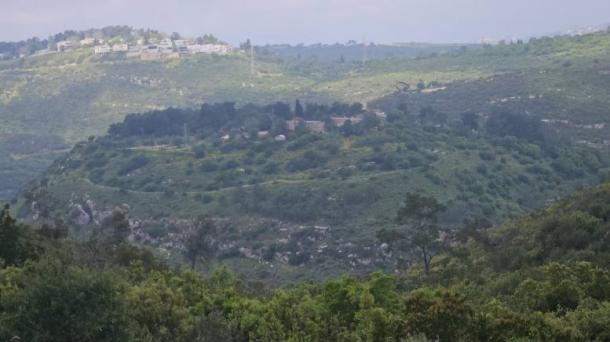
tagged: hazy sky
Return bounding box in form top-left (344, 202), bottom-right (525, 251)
top-left (2, 0), bottom-right (609, 44)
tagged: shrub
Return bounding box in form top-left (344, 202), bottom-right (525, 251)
top-left (117, 155), bottom-right (149, 176)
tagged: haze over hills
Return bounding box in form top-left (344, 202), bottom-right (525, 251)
top-left (0, 26), bottom-right (480, 201)
top-left (3, 6), bottom-right (610, 338)
top-left (5, 27), bottom-right (610, 284)
top-left (2, 27), bottom-right (610, 202)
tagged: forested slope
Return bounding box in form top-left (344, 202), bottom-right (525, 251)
top-left (3, 30), bottom-right (610, 200)
top-left (16, 99), bottom-right (608, 283)
top-left (3, 181), bottom-right (610, 341)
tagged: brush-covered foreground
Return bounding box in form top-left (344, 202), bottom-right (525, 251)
top-left (3, 181), bottom-right (610, 341)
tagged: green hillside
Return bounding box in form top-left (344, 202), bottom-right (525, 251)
top-left (16, 98), bottom-right (608, 284)
top-left (3, 31), bottom-right (610, 201)
top-left (0, 47), bottom-right (482, 201)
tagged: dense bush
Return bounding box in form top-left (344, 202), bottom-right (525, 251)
top-left (117, 155), bottom-right (149, 176)
top-left (6, 181), bottom-right (610, 340)
top-left (285, 150), bottom-right (328, 172)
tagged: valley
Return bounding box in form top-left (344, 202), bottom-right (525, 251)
top-left (16, 97), bottom-right (607, 283)
top-left (3, 30), bottom-right (610, 204)
top-left (2, 12), bottom-right (610, 340)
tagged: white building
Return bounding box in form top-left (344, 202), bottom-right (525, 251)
top-left (80, 38), bottom-right (96, 46)
top-left (305, 121), bottom-right (325, 133)
top-left (112, 44), bottom-right (129, 52)
top-left (373, 109), bottom-right (386, 119)
top-left (158, 39), bottom-right (174, 53)
top-left (34, 49), bottom-right (55, 56)
top-left (57, 41), bottom-right (75, 51)
top-left (126, 46), bottom-right (142, 58)
top-left (187, 44), bottom-right (232, 55)
top-left (94, 45), bottom-right (112, 55)
top-left (173, 39), bottom-right (190, 48)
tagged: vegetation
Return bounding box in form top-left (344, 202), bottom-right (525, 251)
top-left (4, 26), bottom-right (610, 340)
top-left (3, 29), bottom-right (610, 201)
top-left (16, 98), bottom-right (608, 283)
top-left (4, 180), bottom-right (610, 340)
top-left (379, 193), bottom-right (446, 274)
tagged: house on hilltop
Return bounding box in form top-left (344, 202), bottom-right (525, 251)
top-left (57, 41), bottom-right (76, 52)
top-left (34, 49), bottom-right (55, 56)
top-left (112, 44), bottom-right (129, 52)
top-left (80, 38), bottom-right (96, 46)
top-left (94, 45), bottom-right (112, 55)
top-left (285, 118), bottom-right (325, 133)
top-left (173, 40), bottom-right (190, 48)
top-left (305, 121), bottom-right (325, 133)
top-left (330, 115), bottom-right (364, 127)
top-left (158, 39), bottom-right (174, 53)
top-left (285, 119), bottom-right (301, 131)
top-left (187, 44), bottom-right (232, 55)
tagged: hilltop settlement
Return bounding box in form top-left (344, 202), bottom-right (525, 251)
top-left (0, 26), bottom-right (237, 60)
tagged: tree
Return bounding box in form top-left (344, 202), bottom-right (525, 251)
top-left (404, 288), bottom-right (473, 340)
top-left (456, 217), bottom-right (492, 245)
top-left (192, 143), bottom-right (206, 158)
top-left (418, 106), bottom-right (436, 124)
top-left (184, 217), bottom-right (217, 270)
top-left (485, 109), bottom-right (545, 143)
top-left (240, 39), bottom-right (252, 51)
top-left (39, 217), bottom-right (69, 240)
top-left (349, 102), bottom-right (364, 114)
top-left (295, 99), bottom-right (304, 117)
top-left (460, 112), bottom-right (479, 131)
top-left (270, 101), bottom-right (292, 120)
top-left (0, 205), bottom-right (23, 266)
top-left (100, 211), bottom-right (130, 246)
top-left (1, 262), bottom-right (131, 341)
top-left (340, 120), bottom-right (354, 136)
top-left (396, 193), bottom-right (446, 274)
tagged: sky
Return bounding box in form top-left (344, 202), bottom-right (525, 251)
top-left (2, 0), bottom-right (609, 45)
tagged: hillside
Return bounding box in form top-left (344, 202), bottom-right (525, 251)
top-left (3, 30), bottom-right (610, 201)
top-left (259, 42), bottom-right (480, 62)
top-left (0, 41), bottom-right (482, 202)
top-left (3, 177), bottom-right (610, 340)
top-left (16, 98), bottom-right (608, 284)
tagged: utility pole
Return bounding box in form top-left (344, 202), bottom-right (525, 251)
top-left (362, 35), bottom-right (368, 66)
top-left (183, 123), bottom-right (189, 145)
top-left (250, 44), bottom-right (255, 76)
